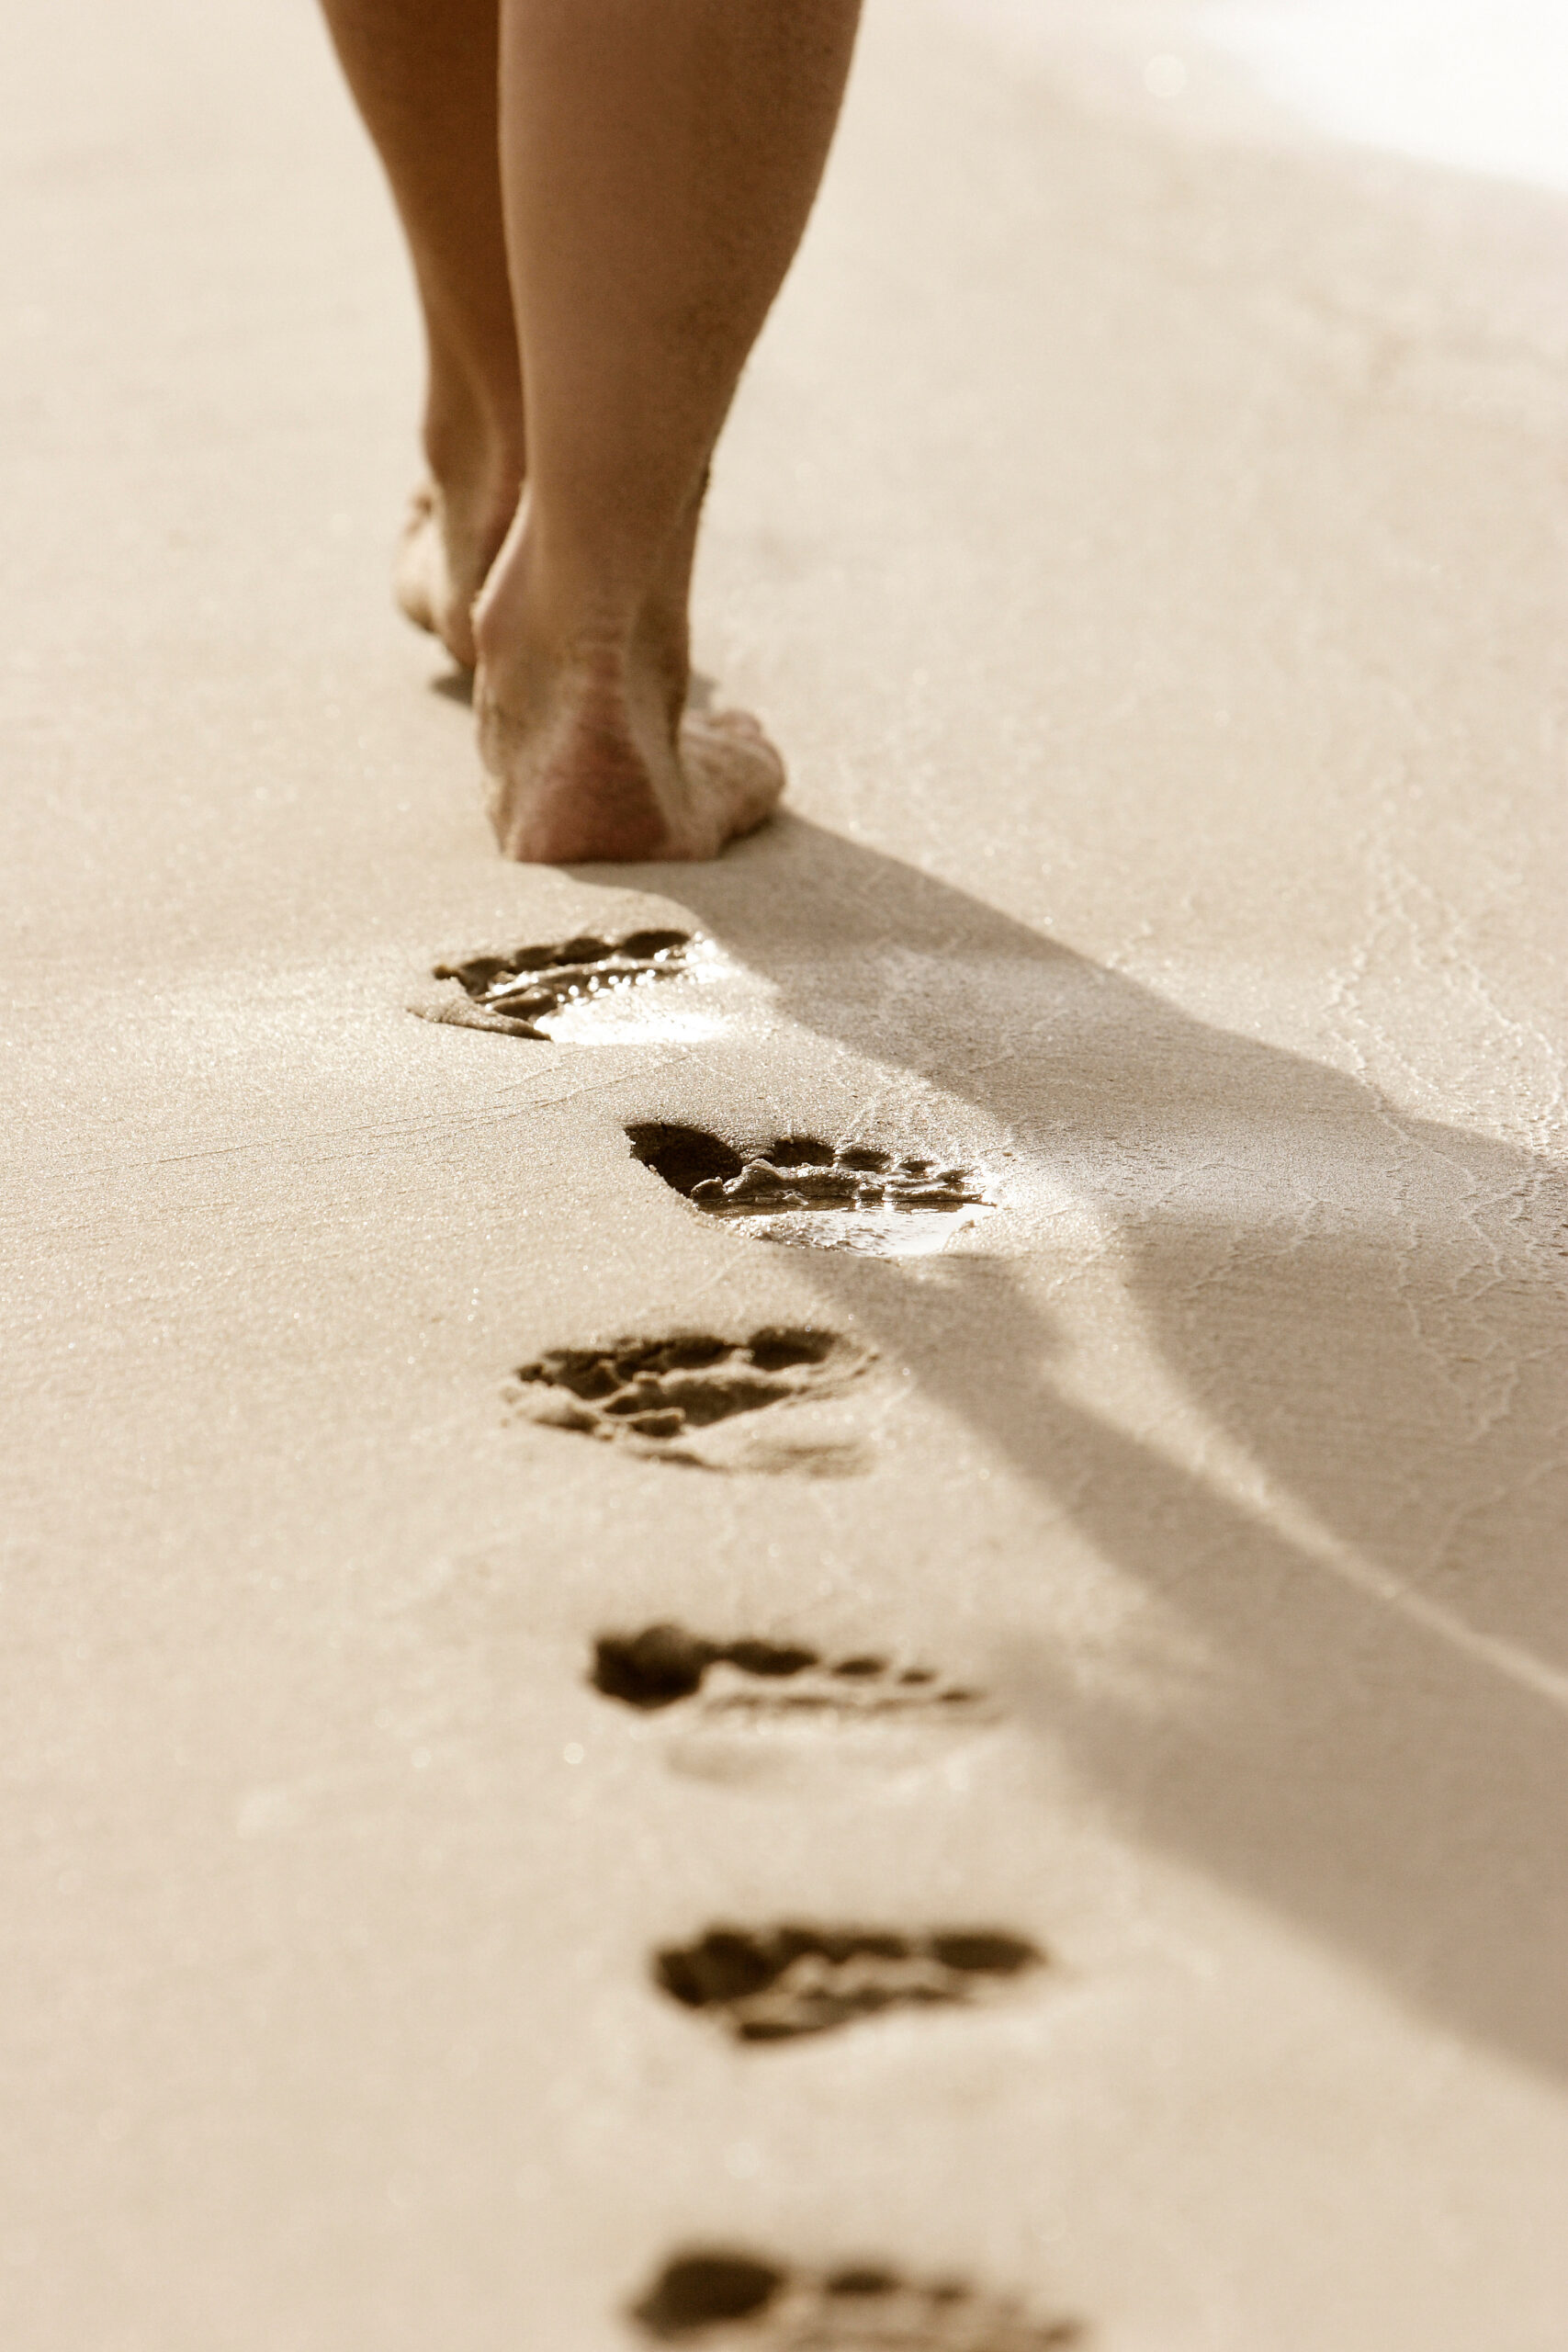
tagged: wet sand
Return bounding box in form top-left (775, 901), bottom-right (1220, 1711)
top-left (3, 1), bottom-right (1565, 2345)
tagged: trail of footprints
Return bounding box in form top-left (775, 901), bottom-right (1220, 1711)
top-left (413, 924), bottom-right (1078, 2343)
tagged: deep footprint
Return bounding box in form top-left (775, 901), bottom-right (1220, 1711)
top-left (653, 1923), bottom-right (1043, 2042)
top-left (629, 2249), bottom-right (1083, 2346)
top-left (417, 928), bottom-right (693, 1038)
top-left (591, 1623), bottom-right (986, 1719)
top-left (503, 1329), bottom-right (874, 1471)
top-left (627, 1124), bottom-right (987, 1218)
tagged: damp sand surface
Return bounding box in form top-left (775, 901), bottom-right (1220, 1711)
top-left (3, 3), bottom-right (1567, 2348)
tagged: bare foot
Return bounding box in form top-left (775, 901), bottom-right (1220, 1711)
top-left (394, 480), bottom-right (515, 670)
top-left (471, 525), bottom-right (784, 865)
top-left (474, 655), bottom-right (784, 864)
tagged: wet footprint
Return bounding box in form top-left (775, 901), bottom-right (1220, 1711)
top-left (629, 2249), bottom-right (1083, 2346)
top-left (412, 927), bottom-right (694, 1039)
top-left (590, 1625), bottom-right (994, 1787)
top-left (503, 1329), bottom-right (875, 1476)
top-left (653, 1924), bottom-right (1043, 2043)
top-left (626, 1125), bottom-right (990, 1257)
top-left (592, 1623), bottom-right (989, 1721)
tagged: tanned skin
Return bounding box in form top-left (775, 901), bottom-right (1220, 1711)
top-left (319, 0), bottom-right (861, 861)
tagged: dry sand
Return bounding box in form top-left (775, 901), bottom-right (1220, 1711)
top-left (3, 1), bottom-right (1566, 2346)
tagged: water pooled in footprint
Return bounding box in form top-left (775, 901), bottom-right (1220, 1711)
top-left (629, 2249), bottom-right (1083, 2346)
top-left (652, 1923), bottom-right (1043, 2042)
top-left (411, 928), bottom-right (718, 1040)
top-left (626, 1124), bottom-right (992, 1257)
top-left (502, 1329), bottom-right (875, 1476)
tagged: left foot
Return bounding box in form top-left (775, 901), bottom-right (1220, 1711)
top-left (394, 477), bottom-right (517, 669)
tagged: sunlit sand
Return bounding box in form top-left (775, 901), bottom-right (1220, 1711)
top-left (2, 1), bottom-right (1564, 2346)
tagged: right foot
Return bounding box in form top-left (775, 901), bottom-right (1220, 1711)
top-left (474, 648), bottom-right (785, 864)
top-left (470, 525), bottom-right (785, 865)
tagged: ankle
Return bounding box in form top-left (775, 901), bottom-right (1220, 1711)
top-left (423, 378), bottom-right (523, 533)
top-left (473, 505), bottom-right (692, 729)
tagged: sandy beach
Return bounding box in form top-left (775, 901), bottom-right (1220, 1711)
top-left (4, 1), bottom-right (1566, 2344)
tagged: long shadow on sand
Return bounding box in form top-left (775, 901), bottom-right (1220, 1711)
top-left (599, 816), bottom-right (1568, 2081)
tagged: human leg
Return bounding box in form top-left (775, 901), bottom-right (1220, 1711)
top-left (474, 0), bottom-right (861, 861)
top-left (318, 0), bottom-right (524, 662)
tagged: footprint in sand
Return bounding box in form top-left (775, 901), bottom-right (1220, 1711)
top-left (502, 1329), bottom-right (875, 1475)
top-left (410, 927), bottom-right (696, 1039)
top-left (652, 1923), bottom-right (1043, 2044)
top-left (588, 1623), bottom-right (997, 1782)
top-left (591, 1623), bottom-right (987, 1719)
top-left (625, 1125), bottom-right (992, 1257)
top-left (628, 2249), bottom-right (1083, 2346)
